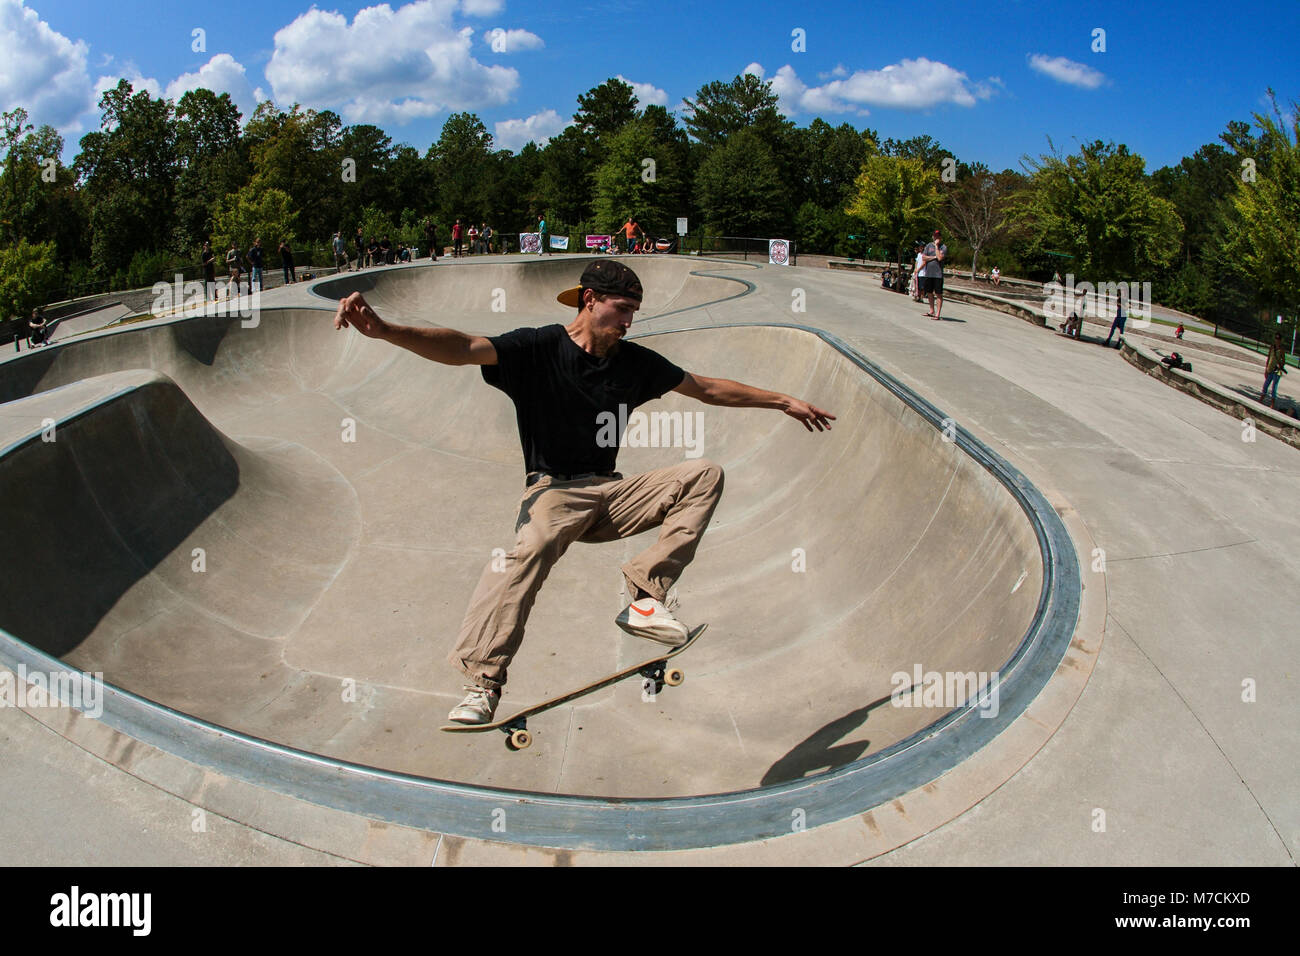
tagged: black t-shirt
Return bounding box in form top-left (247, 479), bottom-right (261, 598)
top-left (482, 324), bottom-right (686, 475)
top-left (247, 246), bottom-right (264, 267)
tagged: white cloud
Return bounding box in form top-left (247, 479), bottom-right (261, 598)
top-left (817, 64), bottom-right (849, 81)
top-left (820, 58), bottom-right (992, 109)
top-left (0, 0), bottom-right (95, 132)
top-left (1027, 54), bottom-right (1106, 90)
top-left (266, 0), bottom-right (519, 125)
top-left (461, 0), bottom-right (503, 14)
top-left (164, 54), bottom-right (263, 120)
top-left (494, 108), bottom-right (569, 151)
top-left (615, 74), bottom-right (667, 108)
top-left (741, 58), bottom-right (992, 117)
top-left (484, 27), bottom-right (544, 52)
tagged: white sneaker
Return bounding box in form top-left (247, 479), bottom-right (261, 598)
top-left (447, 685), bottom-right (501, 724)
top-left (615, 597), bottom-right (689, 646)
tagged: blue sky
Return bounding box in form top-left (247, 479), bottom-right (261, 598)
top-left (5, 0), bottom-right (1296, 173)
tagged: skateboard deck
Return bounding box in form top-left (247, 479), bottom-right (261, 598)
top-left (440, 624), bottom-right (708, 750)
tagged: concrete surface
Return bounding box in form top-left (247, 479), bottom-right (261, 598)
top-left (0, 255), bottom-right (1293, 865)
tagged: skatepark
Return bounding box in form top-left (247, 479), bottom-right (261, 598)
top-left (0, 256), bottom-right (1294, 865)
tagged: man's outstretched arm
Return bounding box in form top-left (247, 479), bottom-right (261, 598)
top-left (673, 372), bottom-right (835, 432)
top-left (333, 292), bottom-right (497, 366)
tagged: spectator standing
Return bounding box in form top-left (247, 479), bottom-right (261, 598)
top-left (201, 241), bottom-right (216, 298)
top-left (468, 223), bottom-right (479, 255)
top-left (247, 238), bottom-right (265, 291)
top-left (1103, 295), bottom-right (1127, 348)
top-left (366, 237), bottom-right (379, 268)
top-left (920, 229), bottom-right (947, 320)
top-left (482, 223), bottom-right (494, 254)
top-left (355, 227), bottom-right (365, 268)
top-left (538, 214), bottom-right (550, 256)
top-left (333, 232), bottom-right (350, 272)
top-left (278, 239), bottom-right (297, 284)
top-left (911, 241), bottom-right (924, 301)
top-left (452, 219), bottom-right (463, 257)
top-left (1261, 331), bottom-right (1287, 408)
top-left (424, 219), bottom-right (438, 260)
top-left (226, 242), bottom-right (243, 296)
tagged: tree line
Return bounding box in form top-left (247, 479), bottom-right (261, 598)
top-left (0, 73), bottom-right (1295, 337)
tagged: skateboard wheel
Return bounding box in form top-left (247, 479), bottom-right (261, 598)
top-left (508, 729), bottom-right (532, 750)
top-left (664, 668), bottom-right (685, 687)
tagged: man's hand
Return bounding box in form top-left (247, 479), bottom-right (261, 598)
top-left (334, 292), bottom-right (389, 339)
top-left (784, 398), bottom-right (835, 432)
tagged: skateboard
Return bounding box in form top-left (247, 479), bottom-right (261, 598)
top-left (440, 624), bottom-right (707, 750)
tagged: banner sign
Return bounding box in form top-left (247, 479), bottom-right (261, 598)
top-left (676, 218), bottom-right (688, 236)
top-left (549, 235), bottom-right (569, 250)
top-left (586, 235), bottom-right (612, 249)
top-left (768, 238), bottom-right (790, 266)
top-left (520, 233), bottom-right (541, 253)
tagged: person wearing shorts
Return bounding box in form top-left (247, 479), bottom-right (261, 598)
top-left (920, 229), bottom-right (947, 319)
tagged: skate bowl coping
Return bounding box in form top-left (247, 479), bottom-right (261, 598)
top-left (0, 259), bottom-right (1079, 852)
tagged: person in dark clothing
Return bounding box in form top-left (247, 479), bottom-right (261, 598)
top-left (380, 235), bottom-right (393, 265)
top-left (424, 219), bottom-right (438, 260)
top-left (355, 228), bottom-right (365, 268)
top-left (246, 238), bottom-right (265, 291)
top-left (201, 241), bottom-right (216, 298)
top-left (332, 259), bottom-right (835, 724)
top-left (28, 307), bottom-right (48, 348)
top-left (278, 239), bottom-right (297, 284)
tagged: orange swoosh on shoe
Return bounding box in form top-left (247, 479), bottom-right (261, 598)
top-left (630, 602), bottom-right (656, 616)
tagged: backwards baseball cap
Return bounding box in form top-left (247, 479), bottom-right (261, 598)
top-left (933, 229), bottom-right (942, 237)
top-left (556, 259), bottom-right (644, 308)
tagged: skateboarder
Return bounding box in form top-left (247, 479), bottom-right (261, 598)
top-left (333, 259), bottom-right (835, 724)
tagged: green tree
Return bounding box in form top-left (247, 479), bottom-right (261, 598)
top-left (794, 119), bottom-right (877, 210)
top-left (593, 117), bottom-right (683, 234)
top-left (74, 80), bottom-right (179, 277)
top-left (0, 109), bottom-right (87, 264)
top-left (694, 127), bottom-right (786, 236)
top-left (538, 125), bottom-right (595, 226)
top-left (0, 239), bottom-right (60, 322)
top-left (431, 112), bottom-right (495, 226)
top-left (682, 73), bottom-right (789, 147)
top-left (1222, 93), bottom-right (1300, 311)
top-left (845, 154), bottom-right (943, 272)
top-left (574, 78), bottom-right (638, 140)
top-left (211, 186), bottom-right (297, 258)
top-left (243, 102), bottom-right (343, 242)
top-left (1017, 139), bottom-right (1182, 280)
top-left (173, 89), bottom-right (249, 249)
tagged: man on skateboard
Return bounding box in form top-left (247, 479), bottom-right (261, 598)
top-left (333, 260), bottom-right (835, 724)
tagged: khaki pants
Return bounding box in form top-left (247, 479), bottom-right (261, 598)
top-left (448, 459), bottom-right (724, 689)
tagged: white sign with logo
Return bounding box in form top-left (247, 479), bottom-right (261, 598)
top-left (768, 239), bottom-right (790, 266)
top-left (677, 218), bottom-right (688, 236)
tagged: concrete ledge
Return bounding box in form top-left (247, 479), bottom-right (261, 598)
top-left (1121, 339), bottom-right (1300, 449)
